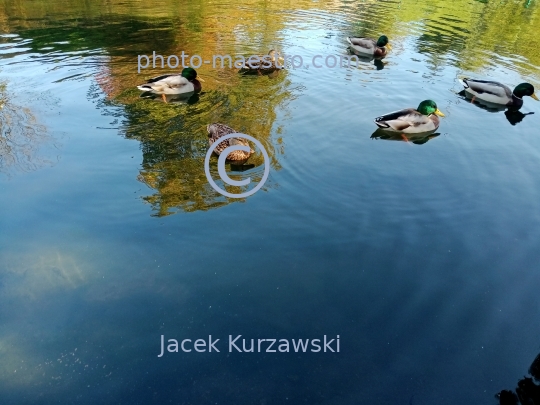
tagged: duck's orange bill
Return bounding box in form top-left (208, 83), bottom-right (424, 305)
top-left (532, 93), bottom-right (539, 101)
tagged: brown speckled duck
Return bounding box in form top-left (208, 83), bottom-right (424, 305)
top-left (207, 123), bottom-right (254, 161)
top-left (238, 50), bottom-right (284, 75)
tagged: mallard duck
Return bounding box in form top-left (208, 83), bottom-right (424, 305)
top-left (347, 35), bottom-right (391, 57)
top-left (458, 77), bottom-right (538, 108)
top-left (374, 100), bottom-right (445, 133)
top-left (207, 123), bottom-right (254, 161)
top-left (238, 50), bottom-right (284, 75)
top-left (137, 67), bottom-right (202, 102)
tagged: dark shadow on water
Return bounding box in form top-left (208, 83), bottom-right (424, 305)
top-left (497, 352), bottom-right (540, 405)
top-left (505, 110), bottom-right (535, 126)
top-left (371, 128), bottom-right (440, 145)
top-left (229, 163), bottom-right (255, 171)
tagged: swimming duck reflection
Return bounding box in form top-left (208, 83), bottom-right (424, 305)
top-left (229, 163), bottom-right (255, 171)
top-left (457, 89), bottom-right (535, 126)
top-left (497, 352), bottom-right (540, 405)
top-left (371, 128), bottom-right (440, 145)
top-left (505, 110), bottom-right (535, 126)
top-left (240, 68), bottom-right (282, 79)
top-left (347, 51), bottom-right (386, 70)
top-left (139, 91), bottom-right (200, 105)
top-left (373, 58), bottom-right (385, 71)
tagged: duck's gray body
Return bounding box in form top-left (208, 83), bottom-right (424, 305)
top-left (374, 108), bottom-right (440, 133)
top-left (459, 78), bottom-right (521, 107)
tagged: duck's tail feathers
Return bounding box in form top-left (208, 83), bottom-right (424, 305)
top-left (137, 84), bottom-right (167, 92)
top-left (457, 75), bottom-right (470, 88)
top-left (346, 37), bottom-right (353, 45)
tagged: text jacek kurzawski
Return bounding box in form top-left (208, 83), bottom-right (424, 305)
top-left (157, 335), bottom-right (340, 356)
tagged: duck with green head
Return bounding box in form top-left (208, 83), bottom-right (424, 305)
top-left (347, 35), bottom-right (391, 57)
top-left (458, 77), bottom-right (538, 108)
top-left (374, 100), bottom-right (445, 133)
top-left (137, 67), bottom-right (203, 102)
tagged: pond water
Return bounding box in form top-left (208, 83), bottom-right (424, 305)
top-left (1, 0), bottom-right (540, 404)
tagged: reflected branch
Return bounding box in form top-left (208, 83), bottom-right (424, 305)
top-left (497, 352), bottom-right (540, 405)
top-left (0, 81), bottom-right (54, 175)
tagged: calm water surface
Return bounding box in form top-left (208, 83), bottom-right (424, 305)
top-left (1, 0), bottom-right (540, 404)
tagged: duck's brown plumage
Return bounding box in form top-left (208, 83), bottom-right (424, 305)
top-left (207, 123), bottom-right (254, 161)
top-left (238, 50), bottom-right (283, 75)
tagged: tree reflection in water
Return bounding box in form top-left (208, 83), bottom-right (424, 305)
top-left (0, 80), bottom-right (54, 175)
top-left (497, 353), bottom-right (540, 405)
